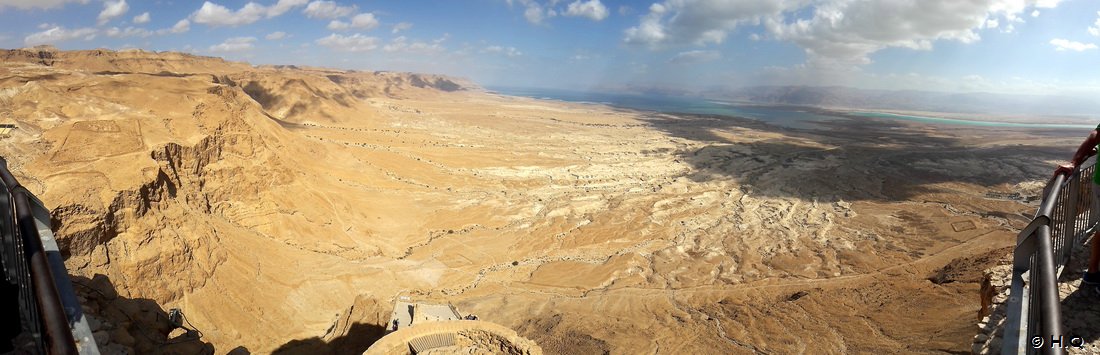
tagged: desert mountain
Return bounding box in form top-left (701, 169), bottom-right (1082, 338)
top-left (705, 85), bottom-right (1100, 117)
top-left (0, 48), bottom-right (1058, 353)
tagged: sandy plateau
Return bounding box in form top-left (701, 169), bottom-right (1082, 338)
top-left (0, 48), bottom-right (1080, 354)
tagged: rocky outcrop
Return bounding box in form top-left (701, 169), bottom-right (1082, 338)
top-left (227, 70), bottom-right (475, 123)
top-left (0, 45), bottom-right (58, 66)
top-left (1, 46), bottom-right (250, 74)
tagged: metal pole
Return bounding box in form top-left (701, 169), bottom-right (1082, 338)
top-left (1036, 223), bottom-right (1066, 355)
top-left (1032, 173), bottom-right (1066, 355)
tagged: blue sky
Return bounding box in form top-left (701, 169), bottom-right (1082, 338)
top-left (1, 0), bottom-right (1099, 96)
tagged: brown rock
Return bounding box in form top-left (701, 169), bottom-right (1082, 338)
top-left (92, 330), bottom-right (110, 346)
top-left (110, 328), bottom-right (136, 347)
top-left (979, 272), bottom-right (995, 319)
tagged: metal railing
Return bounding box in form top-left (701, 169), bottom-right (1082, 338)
top-left (0, 156), bottom-right (98, 354)
top-left (1004, 156), bottom-right (1100, 354)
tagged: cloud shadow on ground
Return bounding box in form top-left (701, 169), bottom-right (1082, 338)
top-left (639, 109), bottom-right (1077, 203)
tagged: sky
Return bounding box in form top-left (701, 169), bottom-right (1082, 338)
top-left (1, 0), bottom-right (1100, 97)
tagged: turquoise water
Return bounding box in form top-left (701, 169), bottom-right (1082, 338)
top-left (489, 86), bottom-right (839, 129)
top-left (489, 86), bottom-right (1094, 130)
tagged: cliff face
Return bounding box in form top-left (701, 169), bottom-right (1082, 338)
top-left (227, 70), bottom-right (473, 123)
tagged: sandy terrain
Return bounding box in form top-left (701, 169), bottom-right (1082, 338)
top-left (0, 47), bottom-right (1080, 354)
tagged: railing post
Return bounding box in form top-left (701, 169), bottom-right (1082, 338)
top-left (1004, 239), bottom-right (1034, 354)
top-left (1036, 223), bottom-right (1066, 355)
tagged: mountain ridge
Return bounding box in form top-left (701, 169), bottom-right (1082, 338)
top-left (703, 85), bottom-right (1100, 117)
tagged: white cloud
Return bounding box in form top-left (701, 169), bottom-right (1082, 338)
top-left (265, 31), bottom-right (287, 40)
top-left (327, 20), bottom-right (349, 30)
top-left (1089, 12), bottom-right (1100, 37)
top-left (383, 35), bottom-right (445, 54)
top-left (511, 0), bottom-right (558, 25)
top-left (350, 13), bottom-right (378, 30)
top-left (24, 26), bottom-right (97, 46)
top-left (97, 0), bottom-right (129, 26)
top-left (132, 12), bottom-right (150, 24)
top-left (316, 33), bottom-right (379, 51)
top-left (382, 36), bottom-right (407, 52)
top-left (1034, 0), bottom-right (1061, 7)
top-left (105, 26), bottom-right (151, 38)
top-left (625, 0), bottom-right (1068, 65)
top-left (668, 49), bottom-right (720, 64)
top-left (482, 45), bottom-right (522, 57)
top-left (769, 1), bottom-right (989, 65)
top-left (565, 0), bottom-right (608, 21)
top-left (191, 2), bottom-right (266, 26)
top-left (209, 36), bottom-right (257, 52)
top-left (327, 12), bottom-right (378, 31)
top-left (303, 1), bottom-right (356, 19)
top-left (0, 0), bottom-right (88, 10)
top-left (392, 22), bottom-right (412, 34)
top-left (623, 3), bottom-right (671, 47)
top-left (268, 0), bottom-right (309, 17)
top-left (524, 4), bottom-right (546, 24)
top-left (155, 19), bottom-right (190, 35)
top-left (170, 19), bottom-right (190, 33)
top-left (190, 0), bottom-right (307, 27)
top-left (1031, 10), bottom-right (1040, 17)
top-left (1050, 38), bottom-right (1097, 52)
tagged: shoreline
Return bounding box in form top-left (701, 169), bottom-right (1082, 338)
top-left (845, 111), bottom-right (1095, 130)
top-left (490, 88), bottom-right (1096, 131)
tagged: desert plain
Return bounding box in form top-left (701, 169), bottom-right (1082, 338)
top-left (0, 48), bottom-right (1082, 354)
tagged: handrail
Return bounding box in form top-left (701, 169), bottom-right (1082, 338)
top-left (1033, 172), bottom-right (1064, 355)
top-left (0, 157), bottom-right (80, 354)
top-left (1004, 155), bottom-right (1100, 354)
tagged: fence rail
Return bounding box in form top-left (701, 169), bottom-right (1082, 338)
top-left (1004, 155), bottom-right (1100, 355)
top-left (0, 156), bottom-right (97, 354)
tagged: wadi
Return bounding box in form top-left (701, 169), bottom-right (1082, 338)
top-left (0, 47), bottom-right (1073, 354)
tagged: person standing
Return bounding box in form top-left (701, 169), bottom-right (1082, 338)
top-left (1056, 125), bottom-right (1100, 287)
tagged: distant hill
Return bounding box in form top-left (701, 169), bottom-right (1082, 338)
top-left (703, 85), bottom-right (1100, 117)
top-left (1, 45), bottom-right (253, 74)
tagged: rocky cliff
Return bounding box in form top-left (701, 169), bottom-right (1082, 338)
top-left (1, 48), bottom-right (477, 352)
